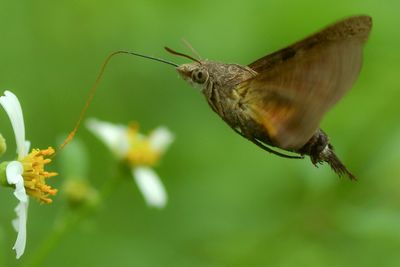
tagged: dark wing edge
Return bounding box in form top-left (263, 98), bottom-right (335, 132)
top-left (249, 15), bottom-right (372, 73)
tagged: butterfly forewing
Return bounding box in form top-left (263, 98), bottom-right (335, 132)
top-left (239, 16), bottom-right (372, 150)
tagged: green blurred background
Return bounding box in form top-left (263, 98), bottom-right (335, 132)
top-left (0, 0), bottom-right (399, 266)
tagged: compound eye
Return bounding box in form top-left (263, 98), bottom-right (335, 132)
top-left (192, 70), bottom-right (208, 84)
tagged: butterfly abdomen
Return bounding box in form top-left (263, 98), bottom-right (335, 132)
top-left (298, 129), bottom-right (355, 179)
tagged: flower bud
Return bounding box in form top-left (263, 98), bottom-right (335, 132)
top-left (0, 134), bottom-right (6, 157)
top-left (63, 179), bottom-right (99, 208)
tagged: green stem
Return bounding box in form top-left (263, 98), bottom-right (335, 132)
top-left (0, 227), bottom-right (6, 267)
top-left (23, 171), bottom-right (124, 267)
top-left (23, 211), bottom-right (82, 267)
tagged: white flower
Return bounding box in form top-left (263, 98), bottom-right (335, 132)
top-left (86, 118), bottom-right (174, 208)
top-left (133, 167), bottom-right (167, 208)
top-left (0, 90), bottom-right (57, 259)
top-left (85, 119), bottom-right (129, 158)
top-left (0, 91), bottom-right (29, 259)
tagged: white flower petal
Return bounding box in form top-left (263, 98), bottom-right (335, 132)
top-left (148, 127), bottom-right (174, 153)
top-left (6, 161), bottom-right (28, 203)
top-left (0, 91), bottom-right (26, 159)
top-left (12, 201), bottom-right (28, 259)
top-left (86, 118), bottom-right (130, 158)
top-left (24, 140), bottom-right (31, 153)
top-left (133, 167), bottom-right (167, 208)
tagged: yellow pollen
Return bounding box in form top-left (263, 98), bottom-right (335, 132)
top-left (20, 147), bottom-right (58, 204)
top-left (125, 124), bottom-right (161, 167)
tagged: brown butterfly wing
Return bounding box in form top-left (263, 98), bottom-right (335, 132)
top-left (239, 15), bottom-right (372, 150)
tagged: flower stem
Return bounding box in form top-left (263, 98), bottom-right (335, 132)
top-left (23, 169), bottom-right (124, 267)
top-left (23, 211), bottom-right (82, 267)
top-left (0, 227), bottom-right (7, 267)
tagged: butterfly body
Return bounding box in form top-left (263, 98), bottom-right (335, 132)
top-left (175, 15), bottom-right (372, 179)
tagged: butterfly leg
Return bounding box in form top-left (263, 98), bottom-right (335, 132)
top-left (232, 114), bottom-right (303, 159)
top-left (250, 137), bottom-right (304, 159)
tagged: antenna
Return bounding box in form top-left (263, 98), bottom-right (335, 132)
top-left (181, 38), bottom-right (202, 60)
top-left (164, 47), bottom-right (202, 64)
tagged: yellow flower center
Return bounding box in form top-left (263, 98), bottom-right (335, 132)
top-left (20, 147), bottom-right (58, 204)
top-left (125, 125), bottom-right (161, 167)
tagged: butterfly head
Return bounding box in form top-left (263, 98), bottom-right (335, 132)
top-left (164, 47), bottom-right (214, 91)
top-left (165, 47), bottom-right (255, 92)
top-left (176, 62), bottom-right (210, 89)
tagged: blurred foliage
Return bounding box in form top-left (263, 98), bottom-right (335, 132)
top-left (0, 0), bottom-right (399, 266)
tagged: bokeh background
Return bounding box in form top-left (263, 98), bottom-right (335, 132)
top-left (0, 0), bottom-right (399, 266)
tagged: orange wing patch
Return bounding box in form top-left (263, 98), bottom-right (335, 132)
top-left (253, 101), bottom-right (294, 136)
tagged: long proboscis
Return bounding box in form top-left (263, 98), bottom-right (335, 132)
top-left (55, 50), bottom-right (178, 156)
